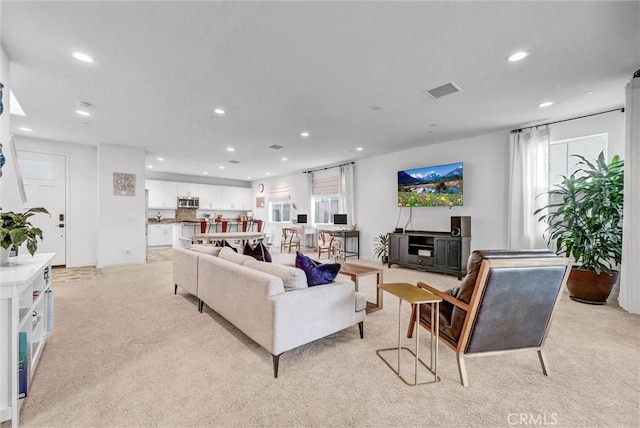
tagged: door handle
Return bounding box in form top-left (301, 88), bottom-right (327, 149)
top-left (55, 224), bottom-right (65, 228)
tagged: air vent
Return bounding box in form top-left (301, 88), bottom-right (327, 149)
top-left (424, 82), bottom-right (463, 99)
top-left (268, 144), bottom-right (284, 150)
top-left (228, 160), bottom-right (240, 164)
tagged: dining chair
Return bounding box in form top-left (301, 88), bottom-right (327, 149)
top-left (317, 230), bottom-right (334, 259)
top-left (281, 228), bottom-right (301, 253)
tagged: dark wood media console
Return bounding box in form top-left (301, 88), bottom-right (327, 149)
top-left (388, 231), bottom-right (470, 280)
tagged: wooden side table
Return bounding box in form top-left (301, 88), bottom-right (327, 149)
top-left (376, 282), bottom-right (442, 386)
top-left (338, 263), bottom-right (383, 313)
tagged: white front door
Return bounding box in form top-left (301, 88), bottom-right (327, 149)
top-left (17, 151), bottom-right (66, 266)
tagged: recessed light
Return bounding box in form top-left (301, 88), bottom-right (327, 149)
top-left (300, 132), bottom-right (310, 137)
top-left (356, 147), bottom-right (363, 151)
top-left (72, 52), bottom-right (94, 63)
top-left (75, 110), bottom-right (90, 116)
top-left (538, 101), bottom-right (554, 108)
top-left (507, 51), bottom-right (529, 62)
top-left (281, 157), bottom-right (288, 161)
top-left (214, 108), bottom-right (226, 115)
top-left (247, 176), bottom-right (252, 179)
top-left (18, 127), bottom-right (32, 132)
top-left (585, 91), bottom-right (595, 96)
top-left (266, 172), bottom-right (271, 176)
top-left (203, 171), bottom-right (209, 175)
top-left (219, 166), bottom-right (225, 169)
top-left (157, 157), bottom-right (164, 161)
top-left (227, 147), bottom-right (235, 152)
top-left (147, 165), bottom-right (154, 169)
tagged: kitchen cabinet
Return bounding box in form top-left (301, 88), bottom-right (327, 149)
top-left (199, 185), bottom-right (223, 210)
top-left (147, 180), bottom-right (177, 209)
top-left (176, 183), bottom-right (200, 198)
top-left (147, 224), bottom-right (173, 247)
top-left (221, 187), bottom-right (252, 210)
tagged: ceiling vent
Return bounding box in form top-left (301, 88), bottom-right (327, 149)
top-left (228, 160), bottom-right (240, 164)
top-left (424, 82), bottom-right (463, 99)
top-left (268, 144), bottom-right (284, 150)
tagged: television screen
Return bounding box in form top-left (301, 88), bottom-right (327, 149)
top-left (333, 214), bottom-right (348, 225)
top-left (398, 162), bottom-right (463, 207)
top-left (297, 214), bottom-right (308, 224)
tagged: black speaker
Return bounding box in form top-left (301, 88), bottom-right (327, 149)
top-left (451, 216), bottom-right (471, 237)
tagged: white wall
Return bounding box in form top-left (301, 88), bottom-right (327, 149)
top-left (356, 130), bottom-right (510, 260)
top-left (97, 143), bottom-right (146, 267)
top-left (14, 136), bottom-right (98, 267)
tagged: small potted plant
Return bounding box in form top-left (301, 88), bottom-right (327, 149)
top-left (0, 207), bottom-right (50, 264)
top-left (535, 151), bottom-right (624, 304)
top-left (373, 233), bottom-right (390, 265)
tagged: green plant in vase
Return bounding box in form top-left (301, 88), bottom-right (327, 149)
top-left (373, 233), bottom-right (390, 265)
top-left (535, 152), bottom-right (624, 304)
top-left (0, 207), bottom-right (50, 259)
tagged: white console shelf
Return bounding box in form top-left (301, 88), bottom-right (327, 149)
top-left (0, 253), bottom-right (55, 427)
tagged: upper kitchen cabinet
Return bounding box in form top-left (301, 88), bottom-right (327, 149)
top-left (147, 180), bottom-right (178, 209)
top-left (199, 184), bottom-right (223, 210)
top-left (221, 187), bottom-right (252, 210)
top-left (176, 182), bottom-right (200, 198)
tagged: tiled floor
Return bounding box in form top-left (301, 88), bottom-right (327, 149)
top-left (52, 248), bottom-right (173, 284)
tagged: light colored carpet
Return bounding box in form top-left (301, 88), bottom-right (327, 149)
top-left (13, 252), bottom-right (640, 427)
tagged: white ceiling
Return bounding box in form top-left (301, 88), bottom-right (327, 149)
top-left (2, 1), bottom-right (639, 182)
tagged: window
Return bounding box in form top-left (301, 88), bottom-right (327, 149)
top-left (549, 133), bottom-right (607, 187)
top-left (311, 171), bottom-right (339, 224)
top-left (313, 196), bottom-right (339, 224)
top-left (269, 201), bottom-right (291, 223)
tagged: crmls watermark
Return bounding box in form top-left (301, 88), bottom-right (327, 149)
top-left (507, 413), bottom-right (559, 426)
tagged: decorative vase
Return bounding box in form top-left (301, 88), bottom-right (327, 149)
top-left (566, 267), bottom-right (619, 305)
top-left (1, 247), bottom-right (9, 266)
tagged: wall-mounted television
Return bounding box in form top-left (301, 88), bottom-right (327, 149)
top-left (397, 162), bottom-right (463, 207)
top-left (296, 214), bottom-right (308, 224)
top-left (333, 214), bottom-right (348, 225)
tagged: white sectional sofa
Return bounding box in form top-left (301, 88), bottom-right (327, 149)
top-left (173, 246), bottom-right (366, 377)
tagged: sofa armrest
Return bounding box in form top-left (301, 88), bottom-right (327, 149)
top-left (269, 281), bottom-right (359, 355)
top-left (417, 281), bottom-right (470, 312)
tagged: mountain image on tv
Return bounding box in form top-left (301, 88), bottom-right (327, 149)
top-left (397, 162), bottom-right (463, 207)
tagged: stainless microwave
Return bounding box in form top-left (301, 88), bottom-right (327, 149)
top-left (177, 196), bottom-right (199, 208)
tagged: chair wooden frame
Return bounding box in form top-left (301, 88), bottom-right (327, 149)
top-left (317, 230), bottom-right (334, 259)
top-left (280, 228), bottom-right (301, 253)
top-left (407, 257), bottom-right (571, 386)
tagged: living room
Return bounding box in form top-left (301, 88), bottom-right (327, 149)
top-left (1, 1), bottom-right (639, 427)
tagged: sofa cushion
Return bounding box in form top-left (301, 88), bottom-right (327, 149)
top-left (244, 259), bottom-right (308, 291)
top-left (189, 244), bottom-right (222, 256)
top-left (243, 241), bottom-right (272, 263)
top-left (295, 252), bottom-right (341, 286)
top-left (219, 246), bottom-right (255, 265)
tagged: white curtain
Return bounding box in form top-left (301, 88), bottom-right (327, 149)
top-left (338, 163), bottom-right (355, 227)
top-left (306, 172), bottom-right (313, 224)
top-left (507, 127), bottom-right (550, 249)
top-left (618, 72), bottom-right (640, 314)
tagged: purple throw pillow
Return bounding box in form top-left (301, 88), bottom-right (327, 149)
top-left (243, 241), bottom-right (272, 263)
top-left (295, 251), bottom-right (341, 286)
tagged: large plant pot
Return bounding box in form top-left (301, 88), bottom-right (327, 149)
top-left (566, 267), bottom-right (619, 305)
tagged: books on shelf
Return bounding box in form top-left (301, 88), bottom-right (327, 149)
top-left (18, 332), bottom-right (28, 399)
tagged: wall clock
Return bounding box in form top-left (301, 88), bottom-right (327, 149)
top-left (258, 183), bottom-right (264, 193)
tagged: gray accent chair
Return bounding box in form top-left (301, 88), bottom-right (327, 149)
top-left (407, 250), bottom-right (571, 386)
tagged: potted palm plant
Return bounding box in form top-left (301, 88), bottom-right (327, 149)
top-left (535, 151), bottom-right (624, 304)
top-left (0, 207), bottom-right (50, 264)
top-left (373, 233), bottom-right (390, 265)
